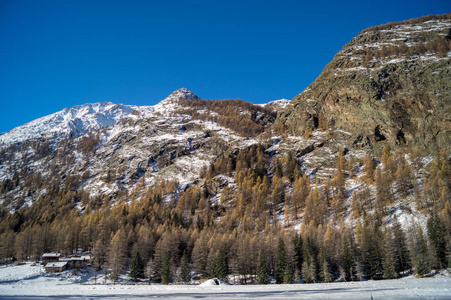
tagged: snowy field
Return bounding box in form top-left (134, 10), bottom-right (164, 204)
top-left (0, 263), bottom-right (450, 300)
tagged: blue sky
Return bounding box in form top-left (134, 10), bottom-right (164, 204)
top-left (0, 0), bottom-right (449, 133)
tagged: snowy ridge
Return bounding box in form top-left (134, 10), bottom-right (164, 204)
top-left (0, 89), bottom-right (199, 148)
top-left (0, 102), bottom-right (139, 147)
top-left (260, 99), bottom-right (291, 111)
top-left (0, 87), bottom-right (280, 198)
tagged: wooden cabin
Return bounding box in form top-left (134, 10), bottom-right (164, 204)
top-left (44, 261), bottom-right (68, 273)
top-left (41, 253), bottom-right (61, 265)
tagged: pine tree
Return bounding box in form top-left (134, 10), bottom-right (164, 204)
top-left (382, 230), bottom-right (397, 279)
top-left (301, 260), bottom-right (317, 283)
top-left (256, 250), bottom-right (269, 284)
top-left (341, 231), bottom-right (354, 281)
top-left (360, 219), bottom-right (383, 279)
top-left (161, 252), bottom-right (172, 284)
top-left (146, 258), bottom-right (153, 284)
top-left (392, 220), bottom-right (411, 273)
top-left (180, 251), bottom-right (191, 283)
top-left (292, 233), bottom-right (303, 279)
top-left (283, 263), bottom-right (294, 284)
top-left (129, 250), bottom-right (145, 281)
top-left (211, 249), bottom-right (228, 281)
top-left (275, 238), bottom-right (287, 284)
top-left (415, 227), bottom-right (430, 277)
top-left (320, 258), bottom-right (332, 283)
top-left (427, 212), bottom-right (447, 268)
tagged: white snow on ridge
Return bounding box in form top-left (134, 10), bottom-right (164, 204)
top-left (258, 99), bottom-right (291, 111)
top-left (0, 88), bottom-right (286, 149)
top-left (0, 89), bottom-right (196, 148)
top-left (0, 102), bottom-right (139, 147)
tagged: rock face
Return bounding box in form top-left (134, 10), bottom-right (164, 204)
top-left (278, 16), bottom-right (451, 155)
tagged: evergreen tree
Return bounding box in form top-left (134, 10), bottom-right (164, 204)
top-left (361, 219), bottom-right (383, 279)
top-left (392, 220), bottom-right (411, 273)
top-left (275, 238), bottom-right (287, 284)
top-left (211, 249), bottom-right (228, 281)
top-left (302, 234), bottom-right (318, 283)
top-left (301, 260), bottom-right (317, 283)
top-left (129, 250), bottom-right (145, 281)
top-left (292, 233), bottom-right (303, 280)
top-left (320, 258), bottom-right (332, 283)
top-left (341, 231), bottom-right (354, 281)
top-left (283, 263), bottom-right (294, 284)
top-left (427, 212), bottom-right (447, 268)
top-left (180, 251), bottom-right (191, 283)
top-left (146, 259), bottom-right (153, 284)
top-left (256, 250), bottom-right (269, 284)
top-left (161, 252), bottom-right (172, 284)
top-left (415, 227), bottom-right (430, 277)
top-left (382, 230), bottom-right (397, 279)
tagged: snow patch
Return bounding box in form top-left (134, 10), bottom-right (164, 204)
top-left (199, 278), bottom-right (229, 286)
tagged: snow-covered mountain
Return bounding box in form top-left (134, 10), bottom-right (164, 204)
top-left (0, 102), bottom-right (138, 147)
top-left (0, 88), bottom-right (278, 199)
top-left (0, 14), bottom-right (448, 242)
top-left (0, 88), bottom-right (203, 148)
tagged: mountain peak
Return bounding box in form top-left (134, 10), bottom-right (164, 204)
top-left (163, 88), bottom-right (199, 103)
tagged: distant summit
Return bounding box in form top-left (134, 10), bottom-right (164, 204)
top-left (0, 89), bottom-right (203, 148)
top-left (161, 88), bottom-right (199, 104)
top-left (0, 102), bottom-right (138, 147)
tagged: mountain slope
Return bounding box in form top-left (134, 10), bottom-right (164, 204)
top-left (0, 15), bottom-right (450, 285)
top-left (278, 14), bottom-right (451, 156)
top-left (0, 88), bottom-right (277, 202)
top-left (0, 102), bottom-right (140, 147)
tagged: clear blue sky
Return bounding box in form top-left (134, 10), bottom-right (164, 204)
top-left (0, 0), bottom-right (449, 133)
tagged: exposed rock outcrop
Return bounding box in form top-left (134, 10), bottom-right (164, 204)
top-left (278, 15), bottom-right (451, 155)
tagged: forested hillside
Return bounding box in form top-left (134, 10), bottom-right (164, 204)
top-left (0, 14), bottom-right (450, 285)
top-left (0, 143), bottom-right (449, 283)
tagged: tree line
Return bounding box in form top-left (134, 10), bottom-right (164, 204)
top-left (360, 13), bottom-right (451, 34)
top-left (175, 98), bottom-right (276, 138)
top-left (0, 144), bottom-right (450, 284)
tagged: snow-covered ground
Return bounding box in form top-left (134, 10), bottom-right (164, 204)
top-left (1, 263), bottom-right (450, 299)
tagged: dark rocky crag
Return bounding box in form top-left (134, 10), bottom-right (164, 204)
top-left (278, 14), bottom-right (451, 155)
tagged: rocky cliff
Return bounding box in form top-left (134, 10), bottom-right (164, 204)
top-left (278, 14), bottom-right (451, 156)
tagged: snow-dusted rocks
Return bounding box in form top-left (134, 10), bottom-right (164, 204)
top-left (0, 88), bottom-right (200, 148)
top-left (0, 88), bottom-right (281, 203)
top-left (0, 102), bottom-right (138, 147)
